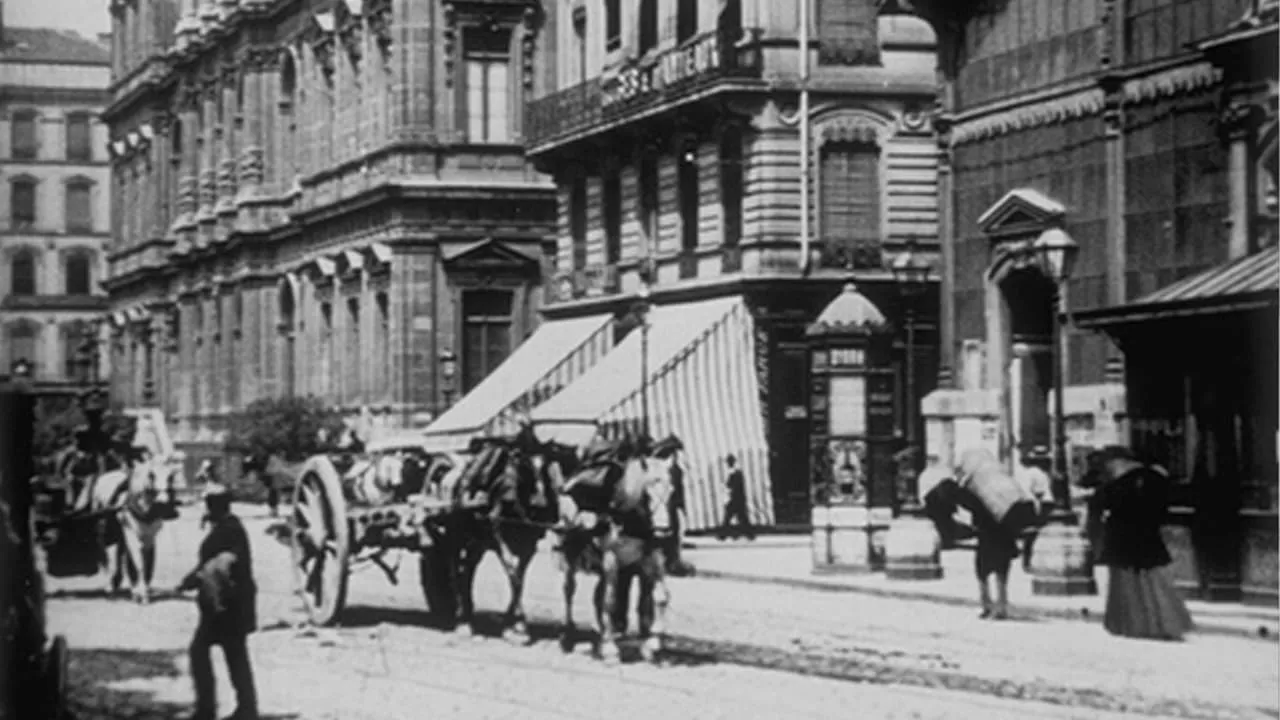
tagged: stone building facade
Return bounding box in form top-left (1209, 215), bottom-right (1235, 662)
top-left (913, 0), bottom-right (1278, 603)
top-left (490, 0), bottom-right (943, 530)
top-left (102, 0), bottom-right (557, 462)
top-left (1, 18), bottom-right (113, 395)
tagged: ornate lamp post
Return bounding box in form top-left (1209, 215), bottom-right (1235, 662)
top-left (888, 237), bottom-right (932, 510)
top-left (1026, 227), bottom-right (1097, 596)
top-left (439, 349), bottom-right (458, 410)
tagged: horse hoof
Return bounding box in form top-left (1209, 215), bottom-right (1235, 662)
top-left (452, 624), bottom-right (474, 640)
top-left (599, 643), bottom-right (620, 665)
top-left (502, 627), bottom-right (531, 647)
top-left (640, 637), bottom-right (662, 663)
top-left (559, 632), bottom-right (575, 653)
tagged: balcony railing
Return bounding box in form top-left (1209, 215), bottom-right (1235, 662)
top-left (526, 27), bottom-right (764, 151)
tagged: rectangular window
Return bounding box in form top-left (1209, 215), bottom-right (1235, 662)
top-left (603, 169), bottom-right (622, 264)
top-left (820, 142), bottom-right (882, 260)
top-left (816, 0), bottom-right (880, 66)
top-left (639, 0), bottom-right (658, 54)
top-left (320, 302), bottom-right (334, 396)
top-left (462, 290), bottom-right (512, 393)
top-left (570, 176), bottom-right (588, 271)
top-left (605, 0), bottom-right (622, 52)
top-left (66, 182), bottom-right (93, 233)
top-left (679, 148), bottom-right (700, 253)
top-left (11, 181), bottom-right (36, 229)
top-left (464, 27), bottom-right (511, 143)
top-left (11, 111), bottom-right (37, 160)
top-left (375, 292), bottom-right (390, 400)
top-left (346, 298), bottom-right (361, 403)
top-left (8, 327), bottom-right (37, 374)
top-left (720, 128), bottom-right (744, 248)
top-left (574, 10), bottom-right (589, 84)
top-left (639, 154), bottom-right (659, 257)
top-left (677, 0), bottom-right (698, 43)
top-left (66, 114), bottom-right (92, 162)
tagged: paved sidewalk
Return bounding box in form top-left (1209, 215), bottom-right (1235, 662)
top-left (681, 535), bottom-right (1280, 641)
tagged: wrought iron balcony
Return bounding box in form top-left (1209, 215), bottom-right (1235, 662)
top-left (526, 27), bottom-right (764, 152)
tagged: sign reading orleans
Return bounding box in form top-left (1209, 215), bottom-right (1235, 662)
top-left (602, 31), bottom-right (750, 108)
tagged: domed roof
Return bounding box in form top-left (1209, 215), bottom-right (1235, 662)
top-left (807, 282), bottom-right (888, 336)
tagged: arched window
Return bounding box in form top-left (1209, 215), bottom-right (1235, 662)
top-left (65, 112), bottom-right (93, 162)
top-left (10, 176), bottom-right (37, 229)
top-left (65, 251), bottom-right (92, 295)
top-left (280, 52), bottom-right (298, 176)
top-left (65, 178), bottom-right (94, 233)
top-left (10, 248), bottom-right (37, 296)
top-left (10, 109), bottom-right (38, 160)
top-left (7, 321), bottom-right (39, 375)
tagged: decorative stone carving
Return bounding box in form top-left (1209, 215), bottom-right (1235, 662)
top-left (1221, 101), bottom-right (1264, 141)
top-left (239, 147), bottom-right (265, 185)
top-left (443, 3), bottom-right (457, 87)
top-left (151, 111), bottom-right (174, 137)
top-left (221, 62), bottom-right (239, 88)
top-left (339, 14), bottom-right (363, 67)
top-left (521, 6), bottom-right (538, 92)
top-left (367, 0), bottom-right (392, 56)
top-left (179, 79), bottom-right (203, 110)
top-left (245, 46), bottom-right (280, 72)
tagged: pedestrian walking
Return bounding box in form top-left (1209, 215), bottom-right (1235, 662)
top-left (954, 449), bottom-right (1035, 620)
top-left (653, 435), bottom-right (692, 575)
top-left (1083, 448), bottom-right (1193, 641)
top-left (1015, 446), bottom-right (1053, 572)
top-left (177, 483), bottom-right (259, 720)
top-left (718, 454), bottom-right (754, 541)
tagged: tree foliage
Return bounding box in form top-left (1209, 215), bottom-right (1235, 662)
top-left (33, 396), bottom-right (138, 469)
top-left (223, 395), bottom-right (347, 463)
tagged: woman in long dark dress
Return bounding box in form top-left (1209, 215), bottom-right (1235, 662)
top-left (1085, 448), bottom-right (1193, 641)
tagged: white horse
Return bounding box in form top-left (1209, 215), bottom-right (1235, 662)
top-left (88, 457), bottom-right (181, 603)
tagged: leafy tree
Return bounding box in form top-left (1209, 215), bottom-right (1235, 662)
top-left (32, 396), bottom-right (137, 471)
top-left (223, 395), bottom-right (347, 464)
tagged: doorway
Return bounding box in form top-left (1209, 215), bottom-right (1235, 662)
top-left (999, 266), bottom-right (1055, 459)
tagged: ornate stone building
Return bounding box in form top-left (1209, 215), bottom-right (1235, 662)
top-left (420, 0), bottom-right (943, 530)
top-left (914, 0), bottom-right (1278, 603)
top-left (101, 0), bottom-right (557, 464)
top-left (1, 17), bottom-right (113, 395)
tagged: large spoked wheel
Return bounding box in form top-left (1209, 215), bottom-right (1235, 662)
top-left (44, 634), bottom-right (69, 719)
top-left (290, 456), bottom-right (350, 626)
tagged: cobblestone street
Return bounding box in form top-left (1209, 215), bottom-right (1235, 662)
top-left (47, 506), bottom-right (1280, 720)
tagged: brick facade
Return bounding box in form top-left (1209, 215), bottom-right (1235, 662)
top-left (102, 0), bottom-right (556, 455)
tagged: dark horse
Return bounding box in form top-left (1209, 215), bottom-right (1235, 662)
top-left (554, 433), bottom-right (679, 663)
top-left (436, 425), bottom-right (566, 641)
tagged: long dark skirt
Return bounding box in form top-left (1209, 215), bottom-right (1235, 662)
top-left (1104, 565), bottom-right (1193, 641)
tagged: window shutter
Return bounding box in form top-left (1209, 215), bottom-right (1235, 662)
top-left (817, 0), bottom-right (880, 66)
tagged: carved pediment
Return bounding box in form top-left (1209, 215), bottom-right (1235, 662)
top-left (977, 188), bottom-right (1066, 238)
top-left (443, 238), bottom-right (537, 269)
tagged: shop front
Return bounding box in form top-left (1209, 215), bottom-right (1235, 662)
top-left (1076, 245), bottom-right (1279, 605)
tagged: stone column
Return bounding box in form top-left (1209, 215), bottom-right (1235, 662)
top-left (172, 82), bottom-right (201, 243)
top-left (152, 112), bottom-right (172, 233)
top-left (195, 78), bottom-right (219, 244)
top-left (237, 49), bottom-right (269, 231)
top-left (394, 0), bottom-right (434, 140)
top-left (216, 64), bottom-right (240, 229)
top-left (110, 2), bottom-right (125, 79)
top-left (1224, 102), bottom-right (1261, 261)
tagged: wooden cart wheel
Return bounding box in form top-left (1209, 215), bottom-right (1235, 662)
top-left (44, 634), bottom-right (69, 719)
top-left (290, 455), bottom-right (350, 626)
top-left (419, 546), bottom-right (457, 619)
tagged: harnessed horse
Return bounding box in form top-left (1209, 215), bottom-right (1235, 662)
top-left (439, 432), bottom-right (561, 641)
top-left (554, 436), bottom-right (677, 663)
top-left (87, 456), bottom-right (181, 603)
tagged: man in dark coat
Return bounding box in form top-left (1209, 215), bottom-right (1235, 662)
top-left (718, 454), bottom-right (755, 540)
top-left (652, 435), bottom-right (691, 574)
top-left (177, 483), bottom-right (258, 720)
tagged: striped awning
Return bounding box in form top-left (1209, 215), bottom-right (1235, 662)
top-left (419, 312), bottom-right (616, 452)
top-left (532, 295), bottom-right (773, 532)
top-left (1077, 245), bottom-right (1279, 327)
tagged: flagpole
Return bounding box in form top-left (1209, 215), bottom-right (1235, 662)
top-left (799, 0), bottom-right (812, 275)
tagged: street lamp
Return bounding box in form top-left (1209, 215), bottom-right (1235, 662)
top-left (11, 357), bottom-right (33, 380)
top-left (1031, 227), bottom-right (1079, 518)
top-left (635, 283), bottom-right (652, 443)
top-left (889, 238), bottom-right (932, 479)
top-left (439, 349), bottom-right (458, 410)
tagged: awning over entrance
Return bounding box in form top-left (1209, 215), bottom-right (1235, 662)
top-left (531, 296), bottom-right (773, 532)
top-left (1076, 245), bottom-right (1279, 328)
top-left (419, 313), bottom-right (616, 452)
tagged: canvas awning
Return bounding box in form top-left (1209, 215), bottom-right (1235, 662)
top-left (531, 295), bottom-right (773, 531)
top-left (1076, 245), bottom-right (1279, 328)
top-left (419, 312), bottom-right (616, 453)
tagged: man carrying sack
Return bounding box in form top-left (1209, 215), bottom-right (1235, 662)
top-left (954, 448), bottom-right (1038, 620)
top-left (177, 483), bottom-right (259, 720)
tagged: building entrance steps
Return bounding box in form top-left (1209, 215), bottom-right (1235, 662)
top-left (682, 536), bottom-right (1280, 641)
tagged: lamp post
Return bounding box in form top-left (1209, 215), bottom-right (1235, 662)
top-left (889, 238), bottom-right (931, 511)
top-left (1026, 226), bottom-right (1097, 596)
top-left (635, 281), bottom-right (652, 443)
top-left (1031, 227), bottom-right (1079, 518)
top-left (439, 349), bottom-right (458, 410)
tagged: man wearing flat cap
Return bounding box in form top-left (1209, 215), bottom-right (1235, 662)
top-left (177, 483), bottom-right (258, 720)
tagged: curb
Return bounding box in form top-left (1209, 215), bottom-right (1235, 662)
top-left (692, 567), bottom-right (1280, 643)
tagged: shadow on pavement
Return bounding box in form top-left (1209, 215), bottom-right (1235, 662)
top-left (65, 647), bottom-right (299, 720)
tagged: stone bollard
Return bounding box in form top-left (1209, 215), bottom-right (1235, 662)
top-left (883, 508), bottom-right (944, 580)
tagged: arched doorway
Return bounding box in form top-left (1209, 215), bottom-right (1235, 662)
top-left (279, 276), bottom-right (297, 396)
top-left (998, 266), bottom-right (1056, 455)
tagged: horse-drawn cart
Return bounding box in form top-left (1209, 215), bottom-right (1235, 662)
top-left (288, 438), bottom-right (478, 626)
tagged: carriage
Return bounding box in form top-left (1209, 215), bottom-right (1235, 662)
top-left (1, 390), bottom-right (69, 719)
top-left (288, 433), bottom-right (480, 626)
